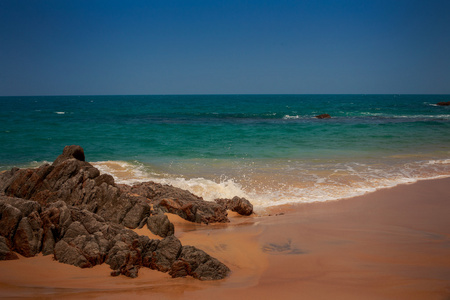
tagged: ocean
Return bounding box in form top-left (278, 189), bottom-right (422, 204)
top-left (1, 94), bottom-right (449, 210)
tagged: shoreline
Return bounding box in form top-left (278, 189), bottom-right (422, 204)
top-left (1, 177), bottom-right (450, 299)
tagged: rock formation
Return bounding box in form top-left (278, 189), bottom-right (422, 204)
top-left (215, 196), bottom-right (253, 216)
top-left (436, 101), bottom-right (450, 106)
top-left (0, 145), bottom-right (255, 280)
top-left (315, 113), bottom-right (331, 119)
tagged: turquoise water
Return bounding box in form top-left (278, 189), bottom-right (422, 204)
top-left (1, 95), bottom-right (449, 208)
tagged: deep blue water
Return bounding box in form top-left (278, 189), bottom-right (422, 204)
top-left (1, 94), bottom-right (449, 207)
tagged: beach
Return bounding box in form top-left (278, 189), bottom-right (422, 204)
top-left (1, 177), bottom-right (449, 299)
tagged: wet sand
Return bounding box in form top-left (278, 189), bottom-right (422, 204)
top-left (1, 177), bottom-right (450, 299)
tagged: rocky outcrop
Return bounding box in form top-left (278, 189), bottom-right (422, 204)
top-left (436, 101), bottom-right (450, 106)
top-left (128, 181), bottom-right (229, 224)
top-left (315, 113), bottom-right (331, 119)
top-left (0, 147), bottom-right (150, 229)
top-left (0, 146), bottom-right (243, 280)
top-left (215, 196), bottom-right (253, 216)
top-left (0, 197), bottom-right (230, 280)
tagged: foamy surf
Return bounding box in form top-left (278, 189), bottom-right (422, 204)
top-left (91, 158), bottom-right (450, 210)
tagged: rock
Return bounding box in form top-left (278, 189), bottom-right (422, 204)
top-left (436, 101), bottom-right (450, 106)
top-left (0, 147), bottom-right (145, 228)
top-left (147, 213), bottom-right (175, 238)
top-left (63, 221), bottom-right (90, 240)
top-left (121, 198), bottom-right (151, 229)
top-left (147, 235), bottom-right (182, 272)
top-left (169, 245), bottom-right (231, 280)
top-left (12, 211), bottom-right (43, 257)
top-left (129, 181), bottom-right (229, 224)
top-left (52, 145), bottom-right (86, 166)
top-left (0, 146), bottom-right (233, 280)
top-left (105, 233), bottom-right (143, 277)
top-left (54, 239), bottom-right (91, 268)
top-left (1, 196), bottom-right (41, 217)
top-left (315, 113), bottom-right (331, 119)
top-left (0, 236), bottom-right (18, 260)
top-left (215, 196), bottom-right (253, 216)
top-left (0, 199), bottom-right (23, 244)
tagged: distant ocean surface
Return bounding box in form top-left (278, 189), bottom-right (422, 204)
top-left (1, 95), bottom-right (449, 209)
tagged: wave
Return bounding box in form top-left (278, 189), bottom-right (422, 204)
top-left (91, 157), bottom-right (450, 211)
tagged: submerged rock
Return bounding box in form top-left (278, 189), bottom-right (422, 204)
top-left (315, 113), bottom-right (331, 119)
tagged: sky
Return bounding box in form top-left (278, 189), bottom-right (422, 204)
top-left (1, 0), bottom-right (449, 96)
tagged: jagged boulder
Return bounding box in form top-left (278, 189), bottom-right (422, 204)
top-left (0, 236), bottom-right (18, 260)
top-left (436, 101), bottom-right (450, 106)
top-left (215, 196), bottom-right (253, 216)
top-left (170, 245), bottom-right (231, 280)
top-left (13, 211), bottom-right (43, 257)
top-left (52, 145), bottom-right (86, 166)
top-left (0, 199), bottom-right (23, 244)
top-left (147, 212), bottom-right (174, 238)
top-left (128, 181), bottom-right (229, 224)
top-left (146, 235), bottom-right (182, 272)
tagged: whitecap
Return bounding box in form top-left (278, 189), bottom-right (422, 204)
top-left (282, 115), bottom-right (300, 120)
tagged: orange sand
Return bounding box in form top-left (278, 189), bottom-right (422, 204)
top-left (1, 177), bottom-right (450, 299)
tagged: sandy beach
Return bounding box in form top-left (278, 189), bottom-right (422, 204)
top-left (1, 177), bottom-right (449, 299)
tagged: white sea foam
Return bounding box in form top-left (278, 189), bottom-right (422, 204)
top-left (427, 159), bottom-right (450, 165)
top-left (55, 111), bottom-right (65, 115)
top-left (92, 158), bottom-right (450, 211)
top-left (282, 115), bottom-right (300, 120)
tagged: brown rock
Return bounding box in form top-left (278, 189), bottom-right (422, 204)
top-left (0, 236), bottom-right (18, 260)
top-left (0, 200), bottom-right (23, 244)
top-left (147, 235), bottom-right (182, 272)
top-left (147, 213), bottom-right (174, 238)
top-left (315, 113), bottom-right (331, 119)
top-left (129, 181), bottom-right (229, 224)
top-left (52, 145), bottom-right (86, 166)
top-left (436, 101), bottom-right (450, 106)
top-left (12, 211), bottom-right (43, 257)
top-left (170, 245), bottom-right (231, 280)
top-left (215, 196), bottom-right (253, 216)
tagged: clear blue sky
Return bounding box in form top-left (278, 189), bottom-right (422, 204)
top-left (1, 0), bottom-right (449, 95)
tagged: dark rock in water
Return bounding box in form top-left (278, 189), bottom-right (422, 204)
top-left (215, 196), bottom-right (253, 216)
top-left (129, 181), bottom-right (228, 224)
top-left (315, 113), bottom-right (331, 119)
top-left (147, 212), bottom-right (174, 238)
top-left (170, 245), bottom-right (231, 280)
top-left (436, 101), bottom-right (450, 106)
top-left (0, 236), bottom-right (18, 260)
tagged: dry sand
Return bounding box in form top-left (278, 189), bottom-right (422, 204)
top-left (1, 177), bottom-right (449, 299)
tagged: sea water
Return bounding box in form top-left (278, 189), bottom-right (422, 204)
top-left (1, 95), bottom-right (449, 209)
